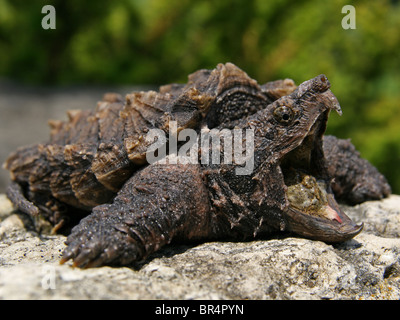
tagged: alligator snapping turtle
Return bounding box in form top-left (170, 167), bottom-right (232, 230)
top-left (3, 63), bottom-right (391, 268)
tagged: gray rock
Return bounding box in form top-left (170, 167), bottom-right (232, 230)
top-left (0, 194), bottom-right (400, 300)
top-left (342, 195), bottom-right (400, 238)
top-left (0, 194), bottom-right (14, 220)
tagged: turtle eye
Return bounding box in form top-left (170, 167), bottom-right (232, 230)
top-left (273, 105), bottom-right (294, 125)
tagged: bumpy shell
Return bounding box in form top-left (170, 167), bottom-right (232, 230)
top-left (3, 63), bottom-right (296, 229)
top-left (3, 63), bottom-right (391, 267)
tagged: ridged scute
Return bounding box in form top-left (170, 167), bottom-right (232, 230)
top-left (4, 63), bottom-right (291, 221)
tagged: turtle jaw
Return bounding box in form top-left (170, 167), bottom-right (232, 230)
top-left (284, 193), bottom-right (363, 243)
top-left (279, 112), bottom-right (363, 242)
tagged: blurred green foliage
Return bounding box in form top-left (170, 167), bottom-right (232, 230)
top-left (0, 0), bottom-right (399, 193)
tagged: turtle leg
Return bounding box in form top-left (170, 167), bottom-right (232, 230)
top-left (323, 135), bottom-right (391, 205)
top-left (6, 182), bottom-right (39, 217)
top-left (6, 182), bottom-right (85, 234)
top-left (60, 160), bottom-right (212, 268)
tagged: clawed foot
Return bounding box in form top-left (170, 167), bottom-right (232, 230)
top-left (60, 208), bottom-right (141, 268)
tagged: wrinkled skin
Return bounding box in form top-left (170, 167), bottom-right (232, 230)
top-left (3, 63), bottom-right (391, 267)
top-left (322, 135), bottom-right (392, 205)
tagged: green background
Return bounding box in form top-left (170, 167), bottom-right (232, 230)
top-left (0, 0), bottom-right (399, 193)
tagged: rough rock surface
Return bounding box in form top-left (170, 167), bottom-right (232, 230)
top-left (0, 193), bottom-right (400, 300)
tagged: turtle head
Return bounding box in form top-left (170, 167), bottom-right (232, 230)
top-left (251, 75), bottom-right (362, 242)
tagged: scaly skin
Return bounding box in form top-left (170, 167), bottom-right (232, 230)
top-left (3, 64), bottom-right (391, 267)
top-left (61, 74), bottom-right (369, 267)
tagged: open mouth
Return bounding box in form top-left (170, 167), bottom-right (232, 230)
top-left (279, 111), bottom-right (363, 242)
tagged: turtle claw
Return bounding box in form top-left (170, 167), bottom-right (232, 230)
top-left (59, 212), bottom-right (141, 268)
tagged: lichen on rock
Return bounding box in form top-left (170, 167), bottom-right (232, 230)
top-left (0, 194), bottom-right (399, 299)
